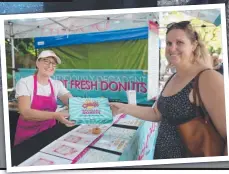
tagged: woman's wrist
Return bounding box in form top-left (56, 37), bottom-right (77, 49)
top-left (53, 112), bottom-right (60, 120)
top-left (121, 103), bottom-right (131, 115)
top-left (120, 107), bottom-right (126, 115)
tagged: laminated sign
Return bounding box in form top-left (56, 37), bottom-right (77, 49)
top-left (69, 97), bottom-right (113, 124)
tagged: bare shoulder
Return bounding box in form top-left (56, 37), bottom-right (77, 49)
top-left (198, 69), bottom-right (224, 101)
top-left (199, 69), bottom-right (224, 87)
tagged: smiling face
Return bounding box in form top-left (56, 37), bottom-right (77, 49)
top-left (165, 29), bottom-right (197, 67)
top-left (36, 56), bottom-right (57, 77)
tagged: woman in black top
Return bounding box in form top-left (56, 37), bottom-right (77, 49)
top-left (110, 21), bottom-right (227, 159)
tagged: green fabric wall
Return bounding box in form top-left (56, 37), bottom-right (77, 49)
top-left (43, 39), bottom-right (148, 70)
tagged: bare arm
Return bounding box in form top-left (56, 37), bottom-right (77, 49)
top-left (199, 70), bottom-right (227, 154)
top-left (110, 101), bottom-right (162, 122)
top-left (18, 96), bottom-right (58, 121)
top-left (18, 96), bottom-right (75, 126)
top-left (58, 92), bottom-right (73, 106)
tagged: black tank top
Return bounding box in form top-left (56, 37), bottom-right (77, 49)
top-left (154, 73), bottom-right (199, 159)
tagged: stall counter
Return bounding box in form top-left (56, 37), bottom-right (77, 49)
top-left (11, 114), bottom-right (159, 166)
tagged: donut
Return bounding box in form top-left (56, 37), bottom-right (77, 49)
top-left (92, 127), bottom-right (101, 134)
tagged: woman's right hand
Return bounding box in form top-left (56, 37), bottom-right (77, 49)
top-left (54, 112), bottom-right (75, 127)
top-left (109, 102), bottom-right (126, 116)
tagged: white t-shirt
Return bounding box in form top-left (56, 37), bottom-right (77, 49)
top-left (15, 75), bottom-right (69, 103)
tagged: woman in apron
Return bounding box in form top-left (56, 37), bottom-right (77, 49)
top-left (14, 50), bottom-right (75, 146)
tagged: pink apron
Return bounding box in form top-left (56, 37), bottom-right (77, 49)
top-left (14, 75), bottom-right (57, 146)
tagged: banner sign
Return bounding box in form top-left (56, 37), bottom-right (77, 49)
top-left (137, 122), bottom-right (159, 160)
top-left (15, 69), bottom-right (153, 105)
top-left (119, 120), bottom-right (159, 161)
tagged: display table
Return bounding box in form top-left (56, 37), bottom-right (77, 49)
top-left (11, 114), bottom-right (159, 167)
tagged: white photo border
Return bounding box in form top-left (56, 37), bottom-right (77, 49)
top-left (0, 3), bottom-right (228, 173)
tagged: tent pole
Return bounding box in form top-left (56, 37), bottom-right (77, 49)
top-left (9, 22), bottom-right (15, 89)
top-left (11, 36), bottom-right (15, 89)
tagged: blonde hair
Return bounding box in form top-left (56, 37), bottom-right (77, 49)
top-left (166, 22), bottom-right (210, 64)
